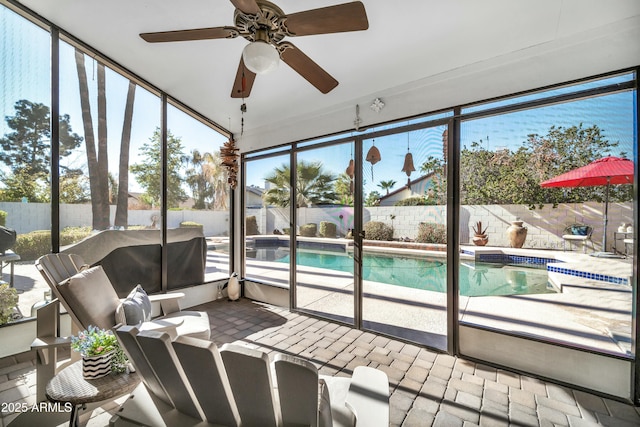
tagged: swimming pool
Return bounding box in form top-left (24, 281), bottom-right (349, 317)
top-left (251, 248), bottom-right (555, 297)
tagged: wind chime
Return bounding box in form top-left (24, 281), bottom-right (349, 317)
top-left (220, 137), bottom-right (239, 189)
top-left (220, 69), bottom-right (247, 190)
top-left (345, 147), bottom-right (355, 195)
top-left (401, 131), bottom-right (416, 189)
top-left (366, 139), bottom-right (381, 181)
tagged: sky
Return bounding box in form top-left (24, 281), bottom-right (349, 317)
top-left (0, 6), bottom-right (228, 194)
top-left (245, 87), bottom-right (636, 197)
top-left (1, 5), bottom-right (637, 198)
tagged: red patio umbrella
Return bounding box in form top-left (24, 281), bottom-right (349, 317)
top-left (540, 156), bottom-right (634, 253)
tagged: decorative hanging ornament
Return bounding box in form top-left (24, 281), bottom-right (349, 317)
top-left (402, 132), bottom-right (415, 189)
top-left (366, 140), bottom-right (381, 181)
top-left (345, 159), bottom-right (355, 178)
top-left (220, 137), bottom-right (240, 189)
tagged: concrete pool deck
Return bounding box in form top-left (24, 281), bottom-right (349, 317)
top-left (246, 245), bottom-right (633, 356)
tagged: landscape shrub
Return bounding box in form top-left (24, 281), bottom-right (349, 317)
top-left (394, 196), bottom-right (433, 206)
top-left (415, 222), bottom-right (446, 244)
top-left (14, 227), bottom-right (92, 261)
top-left (0, 284), bottom-right (19, 325)
top-left (363, 221), bottom-right (393, 241)
top-left (179, 221), bottom-right (203, 230)
top-left (299, 223), bottom-right (317, 237)
top-left (319, 221), bottom-right (337, 238)
top-left (0, 210), bottom-right (6, 227)
top-left (246, 216), bottom-right (260, 235)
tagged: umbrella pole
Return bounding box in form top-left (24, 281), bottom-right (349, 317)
top-left (602, 177), bottom-right (610, 251)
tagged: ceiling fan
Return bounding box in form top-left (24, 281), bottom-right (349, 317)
top-left (140, 0), bottom-right (369, 98)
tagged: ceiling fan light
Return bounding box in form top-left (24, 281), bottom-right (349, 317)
top-left (242, 41), bottom-right (279, 74)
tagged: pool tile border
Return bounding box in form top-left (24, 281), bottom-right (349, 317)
top-left (462, 249), bottom-right (629, 286)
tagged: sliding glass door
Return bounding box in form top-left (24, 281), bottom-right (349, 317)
top-left (295, 142), bottom-right (355, 323)
top-left (360, 125), bottom-right (449, 349)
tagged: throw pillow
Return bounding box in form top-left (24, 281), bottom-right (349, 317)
top-left (117, 285), bottom-right (152, 326)
top-left (58, 265), bottom-right (120, 330)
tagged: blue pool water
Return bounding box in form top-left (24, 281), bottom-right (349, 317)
top-left (256, 248), bottom-right (554, 297)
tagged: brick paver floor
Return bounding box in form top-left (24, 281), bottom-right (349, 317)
top-left (2, 298), bottom-right (639, 426)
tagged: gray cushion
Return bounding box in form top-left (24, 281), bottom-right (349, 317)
top-left (57, 265), bottom-right (120, 330)
top-left (118, 285), bottom-right (152, 326)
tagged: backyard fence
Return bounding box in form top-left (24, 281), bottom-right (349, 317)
top-left (0, 201), bottom-right (633, 251)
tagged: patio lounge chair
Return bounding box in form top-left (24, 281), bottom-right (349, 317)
top-left (111, 326), bottom-right (390, 427)
top-left (35, 253), bottom-right (210, 340)
top-left (562, 224), bottom-right (594, 253)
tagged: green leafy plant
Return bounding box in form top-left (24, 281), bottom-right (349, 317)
top-left (319, 221), bottom-right (336, 238)
top-left (300, 223), bottom-right (317, 237)
top-left (363, 221), bottom-right (393, 241)
top-left (179, 221), bottom-right (203, 230)
top-left (0, 210), bottom-right (7, 227)
top-left (246, 216), bottom-right (260, 235)
top-left (14, 227), bottom-right (91, 261)
top-left (0, 284), bottom-right (19, 325)
top-left (71, 325), bottom-right (127, 373)
top-left (415, 222), bottom-right (447, 244)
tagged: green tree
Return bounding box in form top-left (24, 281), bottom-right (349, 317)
top-left (131, 128), bottom-right (187, 209)
top-left (206, 151), bottom-right (230, 211)
top-left (0, 99), bottom-right (82, 201)
top-left (184, 150), bottom-right (215, 209)
top-left (334, 173), bottom-right (354, 206)
top-left (377, 179), bottom-right (396, 195)
top-left (365, 190), bottom-right (381, 207)
top-left (263, 160), bottom-right (337, 207)
top-left (60, 170), bottom-right (90, 204)
top-left (0, 168), bottom-right (49, 202)
top-left (419, 156), bottom-right (447, 205)
top-left (460, 124), bottom-right (630, 207)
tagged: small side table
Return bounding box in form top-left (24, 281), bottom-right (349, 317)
top-left (613, 232), bottom-right (633, 255)
top-left (46, 361), bottom-right (139, 427)
top-left (0, 250), bottom-right (20, 288)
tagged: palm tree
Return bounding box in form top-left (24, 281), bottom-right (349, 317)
top-left (75, 49), bottom-right (109, 230)
top-left (378, 179), bottom-right (396, 195)
top-left (184, 150), bottom-right (214, 209)
top-left (115, 81), bottom-right (136, 228)
top-left (264, 160), bottom-right (337, 207)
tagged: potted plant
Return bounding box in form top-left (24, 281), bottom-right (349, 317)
top-left (472, 221), bottom-right (489, 246)
top-left (71, 325), bottom-right (127, 379)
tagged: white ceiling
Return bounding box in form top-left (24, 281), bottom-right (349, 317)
top-left (14, 0), bottom-right (640, 152)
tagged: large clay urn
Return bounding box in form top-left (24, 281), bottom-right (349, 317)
top-left (507, 221), bottom-right (527, 248)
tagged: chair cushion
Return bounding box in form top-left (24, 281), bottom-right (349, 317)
top-left (116, 285), bottom-right (152, 326)
top-left (163, 310), bottom-right (211, 340)
top-left (570, 225), bottom-right (590, 236)
top-left (57, 265), bottom-right (120, 330)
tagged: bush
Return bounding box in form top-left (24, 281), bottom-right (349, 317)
top-left (14, 227), bottom-right (92, 261)
top-left (394, 196), bottom-right (434, 206)
top-left (0, 283), bottom-right (18, 325)
top-left (299, 223), bottom-right (317, 237)
top-left (180, 221), bottom-right (203, 230)
top-left (319, 221), bottom-right (337, 238)
top-left (246, 216), bottom-right (259, 236)
top-left (415, 222), bottom-right (446, 244)
top-left (363, 221), bottom-right (393, 241)
top-left (0, 210), bottom-right (6, 227)
top-left (283, 227), bottom-right (291, 235)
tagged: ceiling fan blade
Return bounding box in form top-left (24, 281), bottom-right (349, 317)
top-left (283, 1), bottom-right (368, 36)
top-left (231, 56), bottom-right (257, 98)
top-left (140, 26), bottom-right (238, 43)
top-left (230, 0), bottom-right (261, 15)
top-left (279, 42), bottom-right (338, 94)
